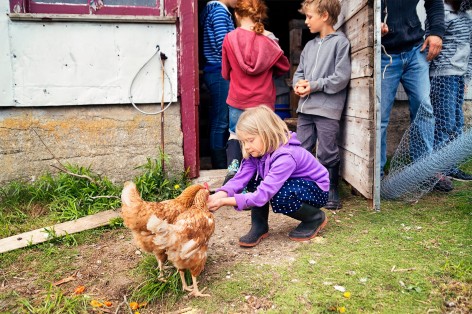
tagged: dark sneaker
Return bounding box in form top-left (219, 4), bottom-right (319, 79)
top-left (448, 169), bottom-right (472, 182)
top-left (433, 176), bottom-right (454, 192)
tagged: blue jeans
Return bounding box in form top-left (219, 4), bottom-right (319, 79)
top-left (431, 75), bottom-right (465, 149)
top-left (228, 106), bottom-right (244, 134)
top-left (381, 44), bottom-right (435, 175)
top-left (203, 71), bottom-right (229, 151)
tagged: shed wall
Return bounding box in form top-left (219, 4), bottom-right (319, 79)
top-left (0, 104), bottom-right (184, 184)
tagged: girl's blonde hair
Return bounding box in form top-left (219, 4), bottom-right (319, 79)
top-left (234, 0), bottom-right (268, 34)
top-left (236, 105), bottom-right (290, 159)
top-left (299, 0), bottom-right (340, 26)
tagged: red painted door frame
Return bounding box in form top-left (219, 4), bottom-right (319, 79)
top-left (168, 0), bottom-right (200, 178)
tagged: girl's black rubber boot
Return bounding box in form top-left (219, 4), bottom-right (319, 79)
top-left (239, 204), bottom-right (269, 247)
top-left (285, 203), bottom-right (328, 241)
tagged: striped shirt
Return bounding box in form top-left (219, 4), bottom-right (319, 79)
top-left (426, 4), bottom-right (472, 83)
top-left (200, 1), bottom-right (234, 72)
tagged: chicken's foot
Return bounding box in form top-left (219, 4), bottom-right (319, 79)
top-left (188, 275), bottom-right (210, 297)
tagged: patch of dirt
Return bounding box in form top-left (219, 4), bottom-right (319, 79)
top-left (0, 206), bottom-right (322, 313)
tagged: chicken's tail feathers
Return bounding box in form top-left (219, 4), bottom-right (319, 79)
top-left (121, 181), bottom-right (142, 207)
top-left (147, 214), bottom-right (172, 248)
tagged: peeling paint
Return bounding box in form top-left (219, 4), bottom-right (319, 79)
top-left (0, 105), bottom-right (184, 183)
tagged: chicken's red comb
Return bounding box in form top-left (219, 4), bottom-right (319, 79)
top-left (203, 182), bottom-right (209, 190)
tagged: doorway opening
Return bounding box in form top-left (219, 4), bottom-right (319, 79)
top-left (197, 0), bottom-right (305, 170)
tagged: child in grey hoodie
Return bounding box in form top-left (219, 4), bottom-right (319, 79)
top-left (292, 0), bottom-right (351, 210)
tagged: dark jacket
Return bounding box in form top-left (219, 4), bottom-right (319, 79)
top-left (381, 0), bottom-right (445, 54)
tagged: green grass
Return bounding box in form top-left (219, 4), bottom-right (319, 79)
top-left (187, 172), bottom-right (472, 313)
top-left (0, 160), bottom-right (471, 313)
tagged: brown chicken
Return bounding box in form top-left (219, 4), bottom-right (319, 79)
top-left (146, 188), bottom-right (215, 297)
top-left (120, 181), bottom-right (208, 279)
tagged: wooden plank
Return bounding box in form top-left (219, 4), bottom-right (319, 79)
top-left (351, 47), bottom-right (374, 79)
top-left (344, 77), bottom-right (374, 120)
top-left (339, 116), bottom-right (375, 161)
top-left (339, 5), bottom-right (373, 53)
top-left (335, 0), bottom-right (370, 28)
top-left (340, 148), bottom-right (373, 199)
top-left (289, 20), bottom-right (304, 64)
top-left (8, 13), bottom-right (177, 23)
top-left (0, 210), bottom-right (121, 254)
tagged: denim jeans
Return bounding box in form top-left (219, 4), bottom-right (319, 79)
top-left (431, 75), bottom-right (465, 148)
top-left (228, 106), bottom-right (244, 134)
top-left (203, 71), bottom-right (230, 151)
top-left (381, 44), bottom-right (435, 175)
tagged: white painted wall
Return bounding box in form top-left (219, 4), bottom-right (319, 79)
top-left (0, 2), bottom-right (177, 107)
top-left (0, 4), bottom-right (14, 106)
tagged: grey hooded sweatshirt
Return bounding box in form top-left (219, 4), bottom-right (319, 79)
top-left (292, 31), bottom-right (351, 120)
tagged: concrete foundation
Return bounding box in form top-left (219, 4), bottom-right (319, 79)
top-left (0, 104), bottom-right (184, 185)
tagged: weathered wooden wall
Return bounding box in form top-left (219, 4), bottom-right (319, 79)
top-left (338, 0), bottom-right (374, 199)
top-left (289, 0), bottom-right (375, 200)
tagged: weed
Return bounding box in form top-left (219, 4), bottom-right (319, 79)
top-left (130, 255), bottom-right (185, 305)
top-left (134, 157), bottom-right (190, 202)
top-left (16, 285), bottom-right (91, 314)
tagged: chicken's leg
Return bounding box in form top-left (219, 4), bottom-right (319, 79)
top-left (179, 270), bottom-right (193, 292)
top-left (156, 259), bottom-right (167, 281)
top-left (188, 275), bottom-right (210, 297)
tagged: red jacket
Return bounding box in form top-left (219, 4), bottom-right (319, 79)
top-left (222, 28), bottom-right (290, 110)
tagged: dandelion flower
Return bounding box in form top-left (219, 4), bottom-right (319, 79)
top-left (338, 306), bottom-right (346, 313)
top-left (90, 300), bottom-right (103, 308)
top-left (343, 291), bottom-right (351, 298)
top-left (174, 184), bottom-right (180, 189)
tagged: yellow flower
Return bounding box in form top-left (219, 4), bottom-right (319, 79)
top-left (338, 306), bottom-right (346, 313)
top-left (129, 302), bottom-right (139, 310)
top-left (174, 184), bottom-right (180, 190)
top-left (90, 300), bottom-right (103, 308)
top-left (343, 291), bottom-right (351, 298)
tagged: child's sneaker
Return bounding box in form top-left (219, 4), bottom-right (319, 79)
top-left (448, 169), bottom-right (472, 182)
top-left (223, 159), bottom-right (240, 185)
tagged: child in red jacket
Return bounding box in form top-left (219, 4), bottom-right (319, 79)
top-left (221, 0), bottom-right (290, 182)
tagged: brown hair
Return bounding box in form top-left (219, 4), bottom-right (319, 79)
top-left (299, 0), bottom-right (341, 26)
top-left (234, 0), bottom-right (268, 34)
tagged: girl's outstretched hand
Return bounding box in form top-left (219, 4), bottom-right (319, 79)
top-left (207, 191), bottom-right (227, 212)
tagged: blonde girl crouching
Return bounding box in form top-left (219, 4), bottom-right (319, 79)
top-left (207, 106), bottom-right (330, 247)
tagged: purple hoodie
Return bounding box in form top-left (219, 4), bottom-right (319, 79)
top-left (217, 132), bottom-right (329, 211)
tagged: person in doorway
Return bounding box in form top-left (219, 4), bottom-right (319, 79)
top-left (427, 0), bottom-right (472, 184)
top-left (292, 0), bottom-right (351, 210)
top-left (207, 106), bottom-right (329, 247)
top-left (380, 0), bottom-right (446, 188)
top-left (221, 0), bottom-right (290, 183)
top-left (200, 0), bottom-right (238, 169)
